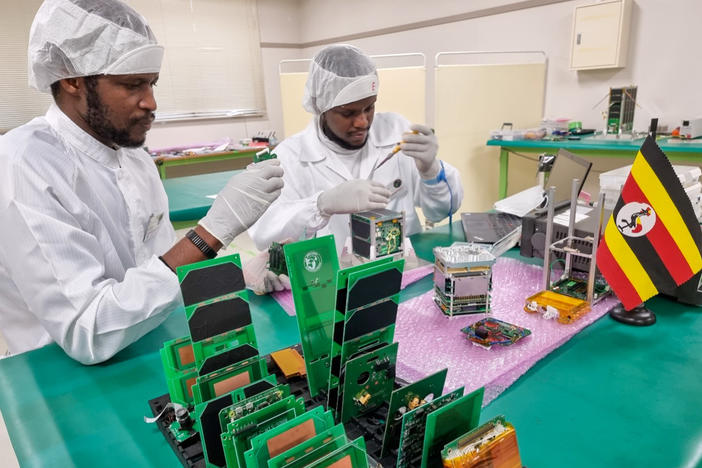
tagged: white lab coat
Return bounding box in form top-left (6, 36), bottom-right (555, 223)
top-left (249, 112), bottom-right (463, 253)
top-left (0, 104), bottom-right (182, 364)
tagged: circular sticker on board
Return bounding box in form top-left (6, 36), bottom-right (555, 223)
top-left (303, 251), bottom-right (322, 272)
top-left (616, 202), bottom-right (656, 237)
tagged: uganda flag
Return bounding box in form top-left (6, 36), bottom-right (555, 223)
top-left (596, 136), bottom-right (702, 310)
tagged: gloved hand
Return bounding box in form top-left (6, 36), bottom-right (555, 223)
top-left (199, 159), bottom-right (284, 246)
top-left (400, 123), bottom-right (440, 178)
top-left (317, 179), bottom-right (391, 216)
top-left (243, 249), bottom-right (291, 295)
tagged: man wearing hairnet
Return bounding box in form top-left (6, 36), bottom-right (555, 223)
top-left (249, 45), bottom-right (463, 254)
top-left (0, 0), bottom-right (285, 364)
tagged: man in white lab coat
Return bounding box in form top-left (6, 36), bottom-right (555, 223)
top-left (249, 44), bottom-right (463, 254)
top-left (0, 0), bottom-right (285, 364)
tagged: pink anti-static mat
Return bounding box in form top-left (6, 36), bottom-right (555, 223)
top-left (394, 256), bottom-right (618, 405)
top-left (272, 263), bottom-right (434, 316)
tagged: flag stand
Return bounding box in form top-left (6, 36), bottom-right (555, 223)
top-left (608, 302), bottom-right (656, 326)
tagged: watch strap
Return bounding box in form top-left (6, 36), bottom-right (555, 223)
top-left (185, 229), bottom-right (217, 259)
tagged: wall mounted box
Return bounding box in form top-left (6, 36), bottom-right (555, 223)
top-left (570, 0), bottom-right (632, 70)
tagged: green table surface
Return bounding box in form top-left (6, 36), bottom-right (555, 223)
top-left (1, 223), bottom-right (701, 467)
top-left (162, 170), bottom-right (240, 223)
top-left (487, 135), bottom-right (702, 154)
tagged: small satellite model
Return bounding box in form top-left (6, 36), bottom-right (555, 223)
top-left (606, 86), bottom-right (637, 136)
top-left (433, 243), bottom-right (496, 317)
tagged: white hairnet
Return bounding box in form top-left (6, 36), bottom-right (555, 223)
top-left (303, 44), bottom-right (379, 115)
top-left (28, 0), bottom-right (164, 93)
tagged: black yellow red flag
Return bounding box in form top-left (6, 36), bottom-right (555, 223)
top-left (596, 136), bottom-right (702, 310)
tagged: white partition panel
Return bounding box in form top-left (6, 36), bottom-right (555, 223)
top-left (435, 58), bottom-right (546, 213)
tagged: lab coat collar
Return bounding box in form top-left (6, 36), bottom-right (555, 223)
top-left (45, 104), bottom-right (121, 169)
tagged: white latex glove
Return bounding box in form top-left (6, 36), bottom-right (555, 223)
top-left (317, 179), bottom-right (391, 216)
top-left (400, 123), bottom-right (440, 178)
top-left (200, 159), bottom-right (284, 246)
top-left (243, 249), bottom-right (291, 295)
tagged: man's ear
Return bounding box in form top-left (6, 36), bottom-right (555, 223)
top-left (59, 77), bottom-right (83, 97)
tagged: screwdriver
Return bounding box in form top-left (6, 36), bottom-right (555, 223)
top-left (368, 143), bottom-right (402, 179)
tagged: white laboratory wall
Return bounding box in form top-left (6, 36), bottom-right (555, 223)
top-left (295, 0), bottom-right (701, 133)
top-left (147, 0), bottom-right (702, 162)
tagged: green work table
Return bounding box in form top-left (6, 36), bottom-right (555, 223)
top-left (162, 170), bottom-right (240, 229)
top-left (1, 223), bottom-right (701, 467)
top-left (154, 149), bottom-right (258, 179)
top-left (487, 136), bottom-right (702, 199)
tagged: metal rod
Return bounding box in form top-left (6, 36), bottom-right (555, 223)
top-left (587, 192), bottom-right (607, 303)
top-left (564, 178), bottom-right (580, 276)
top-left (542, 186), bottom-right (556, 290)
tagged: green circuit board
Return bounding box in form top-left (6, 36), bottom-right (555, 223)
top-left (284, 236), bottom-right (340, 397)
top-left (380, 368), bottom-right (448, 457)
top-left (244, 406), bottom-right (336, 468)
top-left (221, 395), bottom-right (307, 468)
top-left (338, 341), bottom-right (398, 424)
top-left (266, 424), bottom-right (347, 468)
top-left (327, 258), bottom-right (403, 417)
top-left (305, 437), bottom-right (369, 468)
top-left (421, 387), bottom-right (484, 468)
top-left (396, 386), bottom-right (465, 468)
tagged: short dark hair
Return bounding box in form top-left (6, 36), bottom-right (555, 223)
top-left (50, 81), bottom-right (61, 99)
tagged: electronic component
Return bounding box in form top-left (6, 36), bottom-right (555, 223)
top-left (524, 290), bottom-right (590, 324)
top-left (192, 356), bottom-right (268, 405)
top-left (327, 258), bottom-right (404, 420)
top-left (421, 387), bottom-right (483, 468)
top-left (220, 394), bottom-right (307, 468)
top-left (679, 118), bottom-right (702, 139)
top-left (381, 368), bottom-right (448, 457)
top-left (337, 342), bottom-right (398, 424)
top-left (396, 386), bottom-right (465, 468)
top-left (441, 416), bottom-right (522, 468)
top-left (549, 275), bottom-right (611, 302)
top-left (270, 347), bottom-right (306, 379)
top-left (461, 318), bottom-right (531, 349)
top-left (304, 437), bottom-right (370, 468)
top-left (350, 209), bottom-right (404, 259)
top-left (266, 424), bottom-right (347, 468)
top-left (606, 86), bottom-right (637, 135)
top-left (244, 407), bottom-right (336, 468)
top-left (253, 147), bottom-right (277, 163)
top-left (284, 235), bottom-right (340, 397)
top-left (433, 243), bottom-right (496, 317)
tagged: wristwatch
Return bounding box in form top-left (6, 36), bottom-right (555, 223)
top-left (422, 160), bottom-right (447, 185)
top-left (185, 229), bottom-right (217, 259)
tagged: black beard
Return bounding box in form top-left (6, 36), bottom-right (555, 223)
top-left (83, 76), bottom-right (150, 148)
top-left (321, 118), bottom-right (368, 150)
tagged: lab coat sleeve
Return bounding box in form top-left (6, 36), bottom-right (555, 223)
top-left (248, 145), bottom-right (328, 250)
top-left (0, 166), bottom-right (182, 365)
top-left (413, 159), bottom-right (464, 222)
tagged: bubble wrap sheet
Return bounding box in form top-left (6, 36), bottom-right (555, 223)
top-left (272, 263), bottom-right (434, 316)
top-left (395, 257), bottom-right (618, 405)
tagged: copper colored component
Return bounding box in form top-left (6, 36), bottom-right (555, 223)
top-left (178, 344), bottom-right (195, 366)
top-left (266, 419), bottom-right (316, 457)
top-left (328, 455), bottom-right (353, 468)
top-left (213, 372), bottom-right (251, 396)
